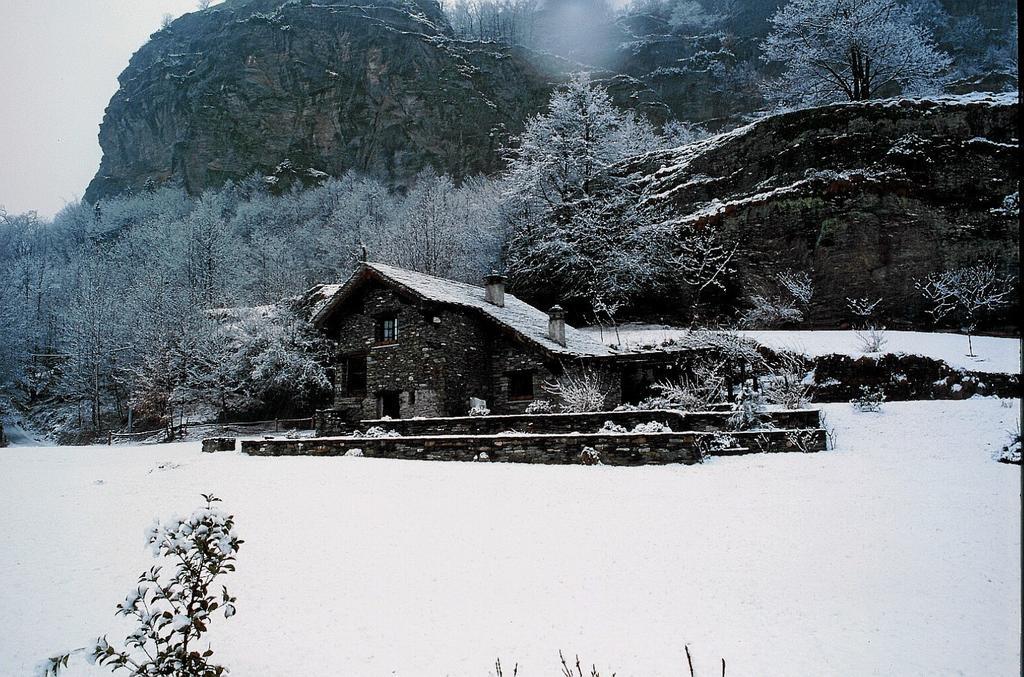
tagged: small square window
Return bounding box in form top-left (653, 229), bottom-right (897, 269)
top-left (375, 316), bottom-right (398, 343)
top-left (508, 371), bottom-right (534, 400)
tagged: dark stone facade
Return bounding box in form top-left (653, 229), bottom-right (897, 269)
top-left (320, 279), bottom-right (600, 421)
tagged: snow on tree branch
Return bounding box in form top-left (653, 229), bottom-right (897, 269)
top-left (761, 0), bottom-right (952, 105)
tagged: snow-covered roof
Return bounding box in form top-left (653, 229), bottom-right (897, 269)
top-left (313, 262), bottom-right (620, 358)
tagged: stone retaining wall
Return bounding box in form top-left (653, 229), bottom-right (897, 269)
top-left (242, 427), bottom-right (826, 465)
top-left (316, 408), bottom-right (821, 437)
top-left (809, 353), bottom-right (1020, 401)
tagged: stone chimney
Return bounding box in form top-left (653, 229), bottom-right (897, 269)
top-left (484, 272), bottom-right (506, 307)
top-left (548, 305), bottom-right (566, 347)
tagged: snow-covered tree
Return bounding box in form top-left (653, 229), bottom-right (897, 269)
top-left (502, 74), bottom-right (669, 310)
top-left (503, 73), bottom-right (661, 209)
top-left (917, 264), bottom-right (1015, 356)
top-left (761, 0), bottom-right (952, 105)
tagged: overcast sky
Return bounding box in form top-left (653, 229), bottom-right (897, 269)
top-left (0, 1), bottom-right (216, 218)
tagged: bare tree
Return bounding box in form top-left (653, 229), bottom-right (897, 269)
top-left (917, 264), bottom-right (1015, 356)
top-left (673, 226), bottom-right (738, 306)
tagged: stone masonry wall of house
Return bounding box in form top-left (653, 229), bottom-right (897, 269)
top-left (323, 279), bottom-right (626, 418)
top-left (316, 408), bottom-right (821, 437)
top-left (242, 427), bottom-right (826, 464)
top-left (326, 281), bottom-right (496, 418)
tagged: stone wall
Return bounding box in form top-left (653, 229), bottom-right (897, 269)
top-left (324, 281), bottom-right (496, 419)
top-left (810, 353), bottom-right (1021, 402)
top-left (242, 427), bottom-right (826, 465)
top-left (321, 278), bottom-right (627, 420)
top-left (317, 407), bottom-right (821, 437)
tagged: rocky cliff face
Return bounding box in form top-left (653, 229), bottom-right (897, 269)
top-left (86, 0), bottom-right (528, 200)
top-left (87, 0), bottom-right (661, 201)
top-left (615, 93), bottom-right (1019, 326)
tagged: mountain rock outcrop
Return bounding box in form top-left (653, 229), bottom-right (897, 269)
top-left (616, 93), bottom-right (1020, 326)
top-left (85, 0), bottom-right (538, 200)
top-left (87, 0), bottom-right (668, 202)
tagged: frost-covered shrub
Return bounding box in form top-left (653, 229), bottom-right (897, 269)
top-left (739, 294), bottom-right (803, 328)
top-left (545, 369), bottom-right (611, 413)
top-left (579, 446), bottom-right (602, 465)
top-left (785, 429), bottom-right (821, 453)
top-left (761, 376), bottom-right (810, 410)
top-left (363, 426), bottom-right (400, 438)
top-left (599, 420), bottom-right (628, 433)
top-left (998, 425), bottom-right (1020, 464)
top-left (856, 326), bottom-right (888, 353)
top-left (632, 421), bottom-right (672, 433)
top-left (650, 360), bottom-right (727, 412)
top-left (694, 432), bottom-right (739, 461)
top-left (524, 399), bottom-right (555, 414)
top-left (468, 405), bottom-right (491, 416)
top-left (760, 350), bottom-right (812, 410)
top-left (344, 448), bottom-right (364, 457)
top-left (851, 385), bottom-right (885, 412)
top-left (727, 385), bottom-right (771, 431)
top-left (42, 494), bottom-right (242, 677)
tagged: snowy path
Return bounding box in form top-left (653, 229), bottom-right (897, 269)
top-left (1, 419), bottom-right (50, 447)
top-left (0, 399), bottom-right (1019, 676)
top-left (580, 326), bottom-right (1021, 375)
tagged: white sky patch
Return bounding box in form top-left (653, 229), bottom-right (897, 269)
top-left (0, 1), bottom-right (222, 217)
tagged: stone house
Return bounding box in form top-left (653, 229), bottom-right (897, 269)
top-left (310, 262), bottom-right (642, 421)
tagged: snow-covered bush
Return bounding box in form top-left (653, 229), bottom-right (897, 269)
top-left (363, 426), bottom-right (400, 438)
top-left (632, 421), bottom-right (672, 433)
top-left (856, 326), bottom-right (888, 353)
top-left (694, 432), bottom-right (739, 461)
top-left (739, 294), bottom-right (803, 328)
top-left (468, 404), bottom-right (491, 416)
top-left (42, 494), bottom-right (241, 677)
top-left (846, 296), bottom-right (882, 322)
top-left (650, 360), bottom-right (728, 412)
top-left (579, 446), bottom-right (602, 465)
top-left (545, 369), bottom-right (612, 413)
top-left (344, 448), bottom-right (364, 457)
top-left (474, 452), bottom-right (490, 462)
top-left (851, 385), bottom-right (885, 412)
top-left (998, 425), bottom-right (1020, 464)
top-left (785, 429), bottom-right (821, 453)
top-left (524, 399), bottom-right (555, 414)
top-left (761, 351), bottom-right (810, 409)
top-left (761, 376), bottom-right (810, 409)
top-left (599, 420), bottom-right (628, 433)
top-left (727, 385), bottom-right (771, 431)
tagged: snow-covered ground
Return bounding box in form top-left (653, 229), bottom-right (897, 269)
top-left (1, 399), bottom-right (1019, 676)
top-left (580, 326), bottom-right (1021, 375)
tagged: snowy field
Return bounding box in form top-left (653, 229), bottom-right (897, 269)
top-left (580, 326), bottom-right (1021, 375)
top-left (1, 399), bottom-right (1019, 676)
